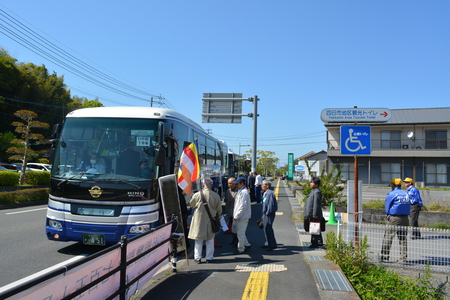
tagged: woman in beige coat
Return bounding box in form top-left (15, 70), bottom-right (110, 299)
top-left (188, 177), bottom-right (222, 263)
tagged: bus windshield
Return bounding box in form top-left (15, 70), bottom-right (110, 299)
top-left (52, 118), bottom-right (160, 182)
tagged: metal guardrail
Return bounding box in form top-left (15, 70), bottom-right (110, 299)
top-left (0, 220), bottom-right (179, 300)
top-left (338, 222), bottom-right (450, 273)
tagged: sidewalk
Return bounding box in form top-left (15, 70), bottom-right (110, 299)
top-left (135, 179), bottom-right (360, 300)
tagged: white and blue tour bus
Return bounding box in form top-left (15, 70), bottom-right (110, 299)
top-left (46, 106), bottom-right (229, 245)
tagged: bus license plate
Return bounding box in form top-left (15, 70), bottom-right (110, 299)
top-left (83, 233), bottom-right (105, 246)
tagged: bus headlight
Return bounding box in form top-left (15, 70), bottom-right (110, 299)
top-left (49, 220), bottom-right (62, 229)
top-left (129, 224), bottom-right (150, 234)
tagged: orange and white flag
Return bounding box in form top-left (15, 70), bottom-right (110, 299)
top-left (177, 141), bottom-right (200, 195)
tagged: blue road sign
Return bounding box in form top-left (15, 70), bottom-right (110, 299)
top-left (295, 165), bottom-right (305, 171)
top-left (340, 126), bottom-right (371, 155)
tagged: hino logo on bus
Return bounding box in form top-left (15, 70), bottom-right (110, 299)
top-left (128, 191), bottom-right (145, 197)
top-left (89, 186), bottom-right (103, 198)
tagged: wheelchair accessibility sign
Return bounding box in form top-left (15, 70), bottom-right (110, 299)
top-left (340, 126), bottom-right (371, 155)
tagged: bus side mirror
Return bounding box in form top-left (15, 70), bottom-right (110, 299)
top-left (155, 121), bottom-right (166, 166)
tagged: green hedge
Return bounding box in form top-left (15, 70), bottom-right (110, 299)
top-left (0, 171), bottom-right (20, 186)
top-left (0, 188), bottom-right (49, 205)
top-left (24, 171), bottom-right (51, 185)
top-left (0, 171), bottom-right (50, 186)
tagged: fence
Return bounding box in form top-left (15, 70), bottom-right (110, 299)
top-left (338, 222), bottom-right (450, 273)
top-left (0, 220), bottom-right (178, 300)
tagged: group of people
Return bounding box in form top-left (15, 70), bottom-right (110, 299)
top-left (188, 174), bottom-right (279, 263)
top-left (184, 173), bottom-right (424, 263)
top-left (246, 172), bottom-right (264, 203)
top-left (381, 177), bottom-right (423, 262)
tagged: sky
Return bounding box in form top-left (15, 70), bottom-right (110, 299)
top-left (1, 1), bottom-right (449, 166)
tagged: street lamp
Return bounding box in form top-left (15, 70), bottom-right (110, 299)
top-left (239, 143), bottom-right (250, 156)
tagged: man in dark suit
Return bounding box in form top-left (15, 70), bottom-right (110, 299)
top-left (304, 177), bottom-right (323, 248)
top-left (247, 172), bottom-right (256, 203)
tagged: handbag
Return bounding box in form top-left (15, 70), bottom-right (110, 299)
top-left (309, 222), bottom-right (321, 235)
top-left (200, 190), bottom-right (221, 233)
top-left (257, 218), bottom-right (264, 229)
top-left (304, 217), bottom-right (325, 234)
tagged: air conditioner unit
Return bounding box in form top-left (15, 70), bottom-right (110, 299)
top-left (402, 145), bottom-right (409, 149)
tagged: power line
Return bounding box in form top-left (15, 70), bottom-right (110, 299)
top-left (0, 6), bottom-right (176, 110)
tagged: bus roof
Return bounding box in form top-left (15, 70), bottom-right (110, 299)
top-left (66, 106), bottom-right (206, 133)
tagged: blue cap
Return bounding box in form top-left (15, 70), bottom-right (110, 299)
top-left (232, 177), bottom-right (246, 184)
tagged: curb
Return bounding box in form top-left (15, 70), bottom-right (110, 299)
top-left (287, 181), bottom-right (361, 300)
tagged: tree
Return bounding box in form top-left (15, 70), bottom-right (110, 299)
top-left (0, 49), bottom-right (104, 135)
top-left (7, 110), bottom-right (50, 184)
top-left (0, 48), bottom-right (21, 97)
top-left (67, 96), bottom-right (104, 110)
top-left (243, 149), bottom-right (279, 175)
top-left (257, 150), bottom-right (278, 175)
top-left (276, 164), bottom-right (288, 176)
top-left (0, 131), bottom-right (17, 162)
top-left (300, 159), bottom-right (346, 207)
top-left (81, 99), bottom-right (104, 108)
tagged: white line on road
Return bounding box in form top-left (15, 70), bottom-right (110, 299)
top-left (5, 207), bottom-right (47, 215)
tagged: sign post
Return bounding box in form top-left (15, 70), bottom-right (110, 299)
top-left (202, 93), bottom-right (259, 172)
top-left (287, 153), bottom-right (294, 181)
top-left (321, 107), bottom-right (390, 247)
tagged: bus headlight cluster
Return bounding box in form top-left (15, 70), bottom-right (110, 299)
top-left (49, 220), bottom-right (62, 229)
top-left (129, 224), bottom-right (150, 234)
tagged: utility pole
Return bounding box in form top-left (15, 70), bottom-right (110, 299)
top-left (149, 95), bottom-right (166, 107)
top-left (250, 95), bottom-right (259, 173)
top-left (201, 93), bottom-right (260, 172)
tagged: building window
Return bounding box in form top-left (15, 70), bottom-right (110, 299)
top-left (425, 130), bottom-right (447, 149)
top-left (426, 164), bottom-right (447, 184)
top-left (340, 163), bottom-right (354, 181)
top-left (381, 163), bottom-right (401, 183)
top-left (381, 131), bottom-right (401, 149)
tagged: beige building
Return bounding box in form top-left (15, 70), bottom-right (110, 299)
top-left (324, 107), bottom-right (450, 187)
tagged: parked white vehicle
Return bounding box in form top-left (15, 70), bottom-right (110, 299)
top-left (27, 163), bottom-right (52, 172)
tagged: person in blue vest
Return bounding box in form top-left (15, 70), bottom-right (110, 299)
top-left (381, 178), bottom-right (410, 262)
top-left (261, 180), bottom-right (278, 251)
top-left (403, 177), bottom-right (423, 239)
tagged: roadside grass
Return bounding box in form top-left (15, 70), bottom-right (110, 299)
top-left (324, 231), bottom-right (447, 299)
top-left (363, 199), bottom-right (450, 213)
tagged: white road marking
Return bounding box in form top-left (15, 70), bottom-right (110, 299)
top-left (5, 207), bottom-right (47, 215)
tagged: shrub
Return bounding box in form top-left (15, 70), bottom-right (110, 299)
top-left (300, 163), bottom-right (346, 207)
top-left (0, 188), bottom-right (48, 204)
top-left (324, 231), bottom-right (446, 299)
top-left (0, 170), bottom-right (20, 186)
top-left (24, 171), bottom-right (50, 185)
